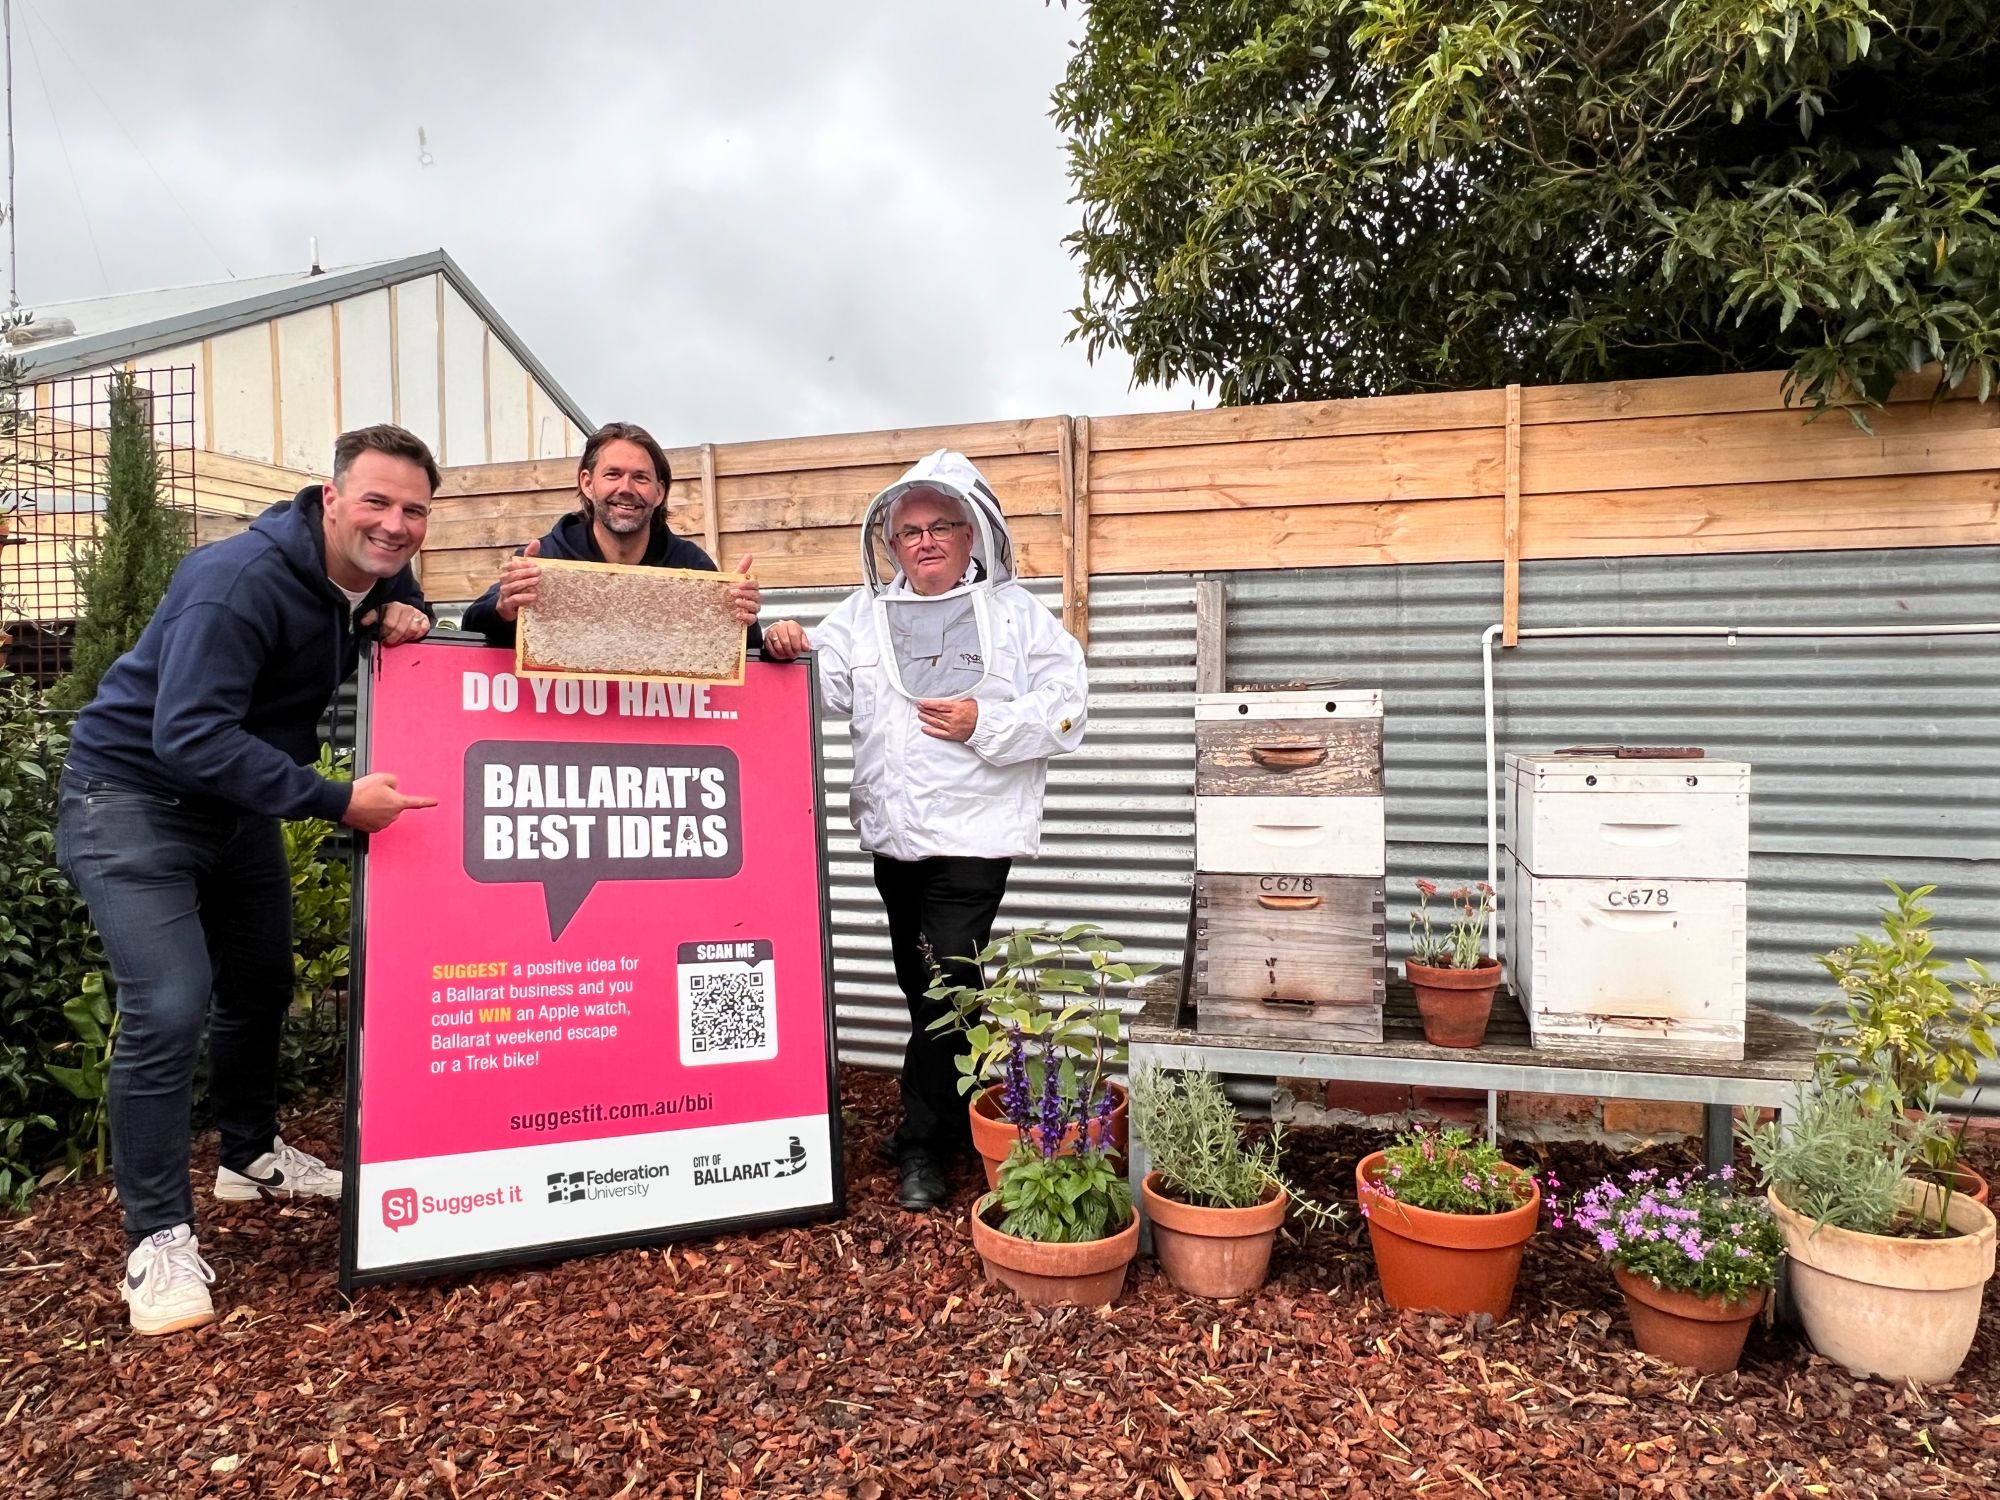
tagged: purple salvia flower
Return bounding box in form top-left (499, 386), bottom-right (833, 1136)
top-left (1092, 1086), bottom-right (1115, 1153)
top-left (1036, 1032), bottom-right (1063, 1158)
top-left (1001, 1027), bottom-right (1032, 1132)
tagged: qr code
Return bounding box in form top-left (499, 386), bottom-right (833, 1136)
top-left (679, 962), bottom-right (778, 1065)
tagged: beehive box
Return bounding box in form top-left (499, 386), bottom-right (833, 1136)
top-left (1504, 753), bottom-right (1750, 1061)
top-left (1192, 873), bottom-right (1385, 1041)
top-left (1192, 689), bottom-right (1387, 1041)
top-left (516, 557), bottom-right (748, 685)
top-left (1194, 690), bottom-right (1385, 877)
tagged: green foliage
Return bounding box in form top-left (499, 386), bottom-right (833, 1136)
top-left (1815, 881), bottom-right (2000, 1106)
top-left (1741, 1070), bottom-right (1948, 1234)
top-left (278, 747), bottom-right (353, 1097)
top-left (50, 371), bottom-right (190, 711)
top-left (1366, 1124), bottom-right (1534, 1215)
top-left (990, 1140), bottom-right (1134, 1244)
top-left (1051, 1), bottom-right (2000, 414)
top-left (43, 971), bottom-right (114, 1176)
top-left (1129, 1065), bottom-right (1344, 1226)
top-left (926, 922), bottom-right (1153, 1109)
top-left (0, 678), bottom-right (106, 1205)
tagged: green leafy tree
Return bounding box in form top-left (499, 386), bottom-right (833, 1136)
top-left (1051, 1), bottom-right (2000, 411)
top-left (50, 372), bottom-right (189, 709)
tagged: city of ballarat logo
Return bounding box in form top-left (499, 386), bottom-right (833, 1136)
top-left (544, 1163), bottom-right (670, 1205)
top-left (694, 1136), bottom-right (808, 1186)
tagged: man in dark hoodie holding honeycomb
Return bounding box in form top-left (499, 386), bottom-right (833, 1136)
top-left (58, 423), bottom-right (442, 1336)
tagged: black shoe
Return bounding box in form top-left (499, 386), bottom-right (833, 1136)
top-left (897, 1156), bottom-right (950, 1211)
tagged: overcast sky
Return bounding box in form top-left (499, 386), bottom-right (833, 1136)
top-left (6, 0), bottom-right (1202, 444)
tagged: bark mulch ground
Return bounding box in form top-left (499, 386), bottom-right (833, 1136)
top-left (3, 1066), bottom-right (1996, 1499)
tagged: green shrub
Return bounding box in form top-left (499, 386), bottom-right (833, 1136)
top-left (1816, 882), bottom-right (2000, 1107)
top-left (0, 679), bottom-right (104, 1204)
top-left (277, 747), bottom-right (352, 1098)
top-left (1129, 1065), bottom-right (1342, 1227)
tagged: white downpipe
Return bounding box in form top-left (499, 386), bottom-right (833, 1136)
top-left (1480, 620), bottom-right (2000, 957)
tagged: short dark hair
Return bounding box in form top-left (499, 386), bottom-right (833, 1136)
top-left (332, 424), bottom-right (441, 493)
top-left (577, 422), bottom-right (674, 535)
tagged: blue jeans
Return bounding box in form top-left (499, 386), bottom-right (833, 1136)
top-left (55, 777), bottom-right (295, 1243)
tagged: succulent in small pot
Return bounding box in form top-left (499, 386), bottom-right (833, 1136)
top-left (1357, 1124), bottom-right (1539, 1318)
top-left (1555, 1165), bottom-right (1781, 1373)
top-left (1130, 1066), bottom-right (1342, 1299)
top-left (1406, 879), bottom-right (1502, 1047)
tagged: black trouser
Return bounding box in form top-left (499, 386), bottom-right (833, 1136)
top-left (55, 778), bottom-right (294, 1244)
top-left (871, 854), bottom-right (1011, 1165)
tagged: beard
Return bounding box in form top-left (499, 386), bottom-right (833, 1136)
top-left (593, 492), bottom-right (653, 535)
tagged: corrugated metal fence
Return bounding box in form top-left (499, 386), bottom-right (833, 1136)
top-left (392, 545), bottom-right (1997, 1101)
top-left (765, 575), bottom-right (1200, 1071)
top-left (1228, 545), bottom-right (2000, 1101)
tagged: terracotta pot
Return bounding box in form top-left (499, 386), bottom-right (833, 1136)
top-left (1612, 1266), bottom-right (1766, 1374)
top-left (1141, 1172), bottom-right (1287, 1300)
top-left (969, 1192), bottom-right (1139, 1307)
top-left (1356, 1151), bottom-right (1539, 1318)
top-left (1406, 959), bottom-right (1502, 1048)
top-left (969, 1081), bottom-right (1129, 1192)
top-left (1769, 1178), bottom-right (1997, 1385)
top-left (1926, 1164), bottom-right (1991, 1207)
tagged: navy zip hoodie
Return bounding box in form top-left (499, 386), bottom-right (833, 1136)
top-left (460, 509), bottom-right (763, 651)
top-left (63, 485), bottom-right (432, 822)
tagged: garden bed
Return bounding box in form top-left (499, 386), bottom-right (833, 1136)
top-left (2, 1066), bottom-right (1995, 1498)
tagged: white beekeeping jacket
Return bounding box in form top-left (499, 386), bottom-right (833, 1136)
top-left (806, 449), bottom-right (1089, 861)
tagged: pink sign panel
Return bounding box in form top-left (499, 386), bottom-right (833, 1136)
top-left (341, 642), bottom-right (842, 1288)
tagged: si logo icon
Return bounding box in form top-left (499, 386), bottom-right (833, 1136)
top-left (381, 1187), bottom-right (420, 1232)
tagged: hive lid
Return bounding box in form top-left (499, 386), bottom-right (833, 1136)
top-left (1195, 688), bottom-right (1381, 721)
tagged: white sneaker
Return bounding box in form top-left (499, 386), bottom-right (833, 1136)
top-left (215, 1136), bottom-right (343, 1201)
top-left (122, 1225), bottom-right (216, 1336)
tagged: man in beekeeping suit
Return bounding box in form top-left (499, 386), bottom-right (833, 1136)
top-left (763, 450), bottom-right (1088, 1210)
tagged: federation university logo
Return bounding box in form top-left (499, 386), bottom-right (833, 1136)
top-left (547, 1171), bottom-right (586, 1205)
top-left (545, 1162), bottom-right (670, 1205)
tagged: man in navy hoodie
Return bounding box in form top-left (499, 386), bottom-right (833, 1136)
top-left (58, 423), bottom-right (442, 1336)
top-left (461, 420), bottom-right (763, 645)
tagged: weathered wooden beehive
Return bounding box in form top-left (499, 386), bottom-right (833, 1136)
top-left (1192, 689), bottom-right (1387, 1041)
top-left (1504, 751), bottom-right (1749, 1060)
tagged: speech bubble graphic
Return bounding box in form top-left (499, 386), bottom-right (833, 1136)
top-left (381, 1186), bottom-right (419, 1233)
top-left (463, 741), bottom-right (744, 938)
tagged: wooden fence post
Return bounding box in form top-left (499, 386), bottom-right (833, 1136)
top-left (699, 442), bottom-right (720, 564)
top-left (1502, 383), bottom-right (1522, 647)
top-left (1068, 415), bottom-right (1093, 650)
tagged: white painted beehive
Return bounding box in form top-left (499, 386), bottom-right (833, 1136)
top-left (1505, 754), bottom-right (1748, 880)
top-left (1503, 753), bottom-right (1750, 1060)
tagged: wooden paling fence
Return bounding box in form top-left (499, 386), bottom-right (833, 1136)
top-left (413, 368), bottom-right (1999, 645)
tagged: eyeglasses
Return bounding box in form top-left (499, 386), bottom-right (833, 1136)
top-left (890, 520), bottom-right (969, 545)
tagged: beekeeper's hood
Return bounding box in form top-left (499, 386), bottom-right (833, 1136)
top-left (856, 449), bottom-right (1015, 701)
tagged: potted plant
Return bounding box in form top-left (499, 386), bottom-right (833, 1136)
top-left (1815, 882), bottom-right (1999, 1204)
top-left (968, 1028), bottom-right (1137, 1306)
top-left (1555, 1165), bottom-right (1781, 1373)
top-left (1742, 1073), bottom-right (1998, 1385)
top-left (928, 923), bottom-right (1152, 1189)
top-left (1128, 1066), bottom-right (1343, 1299)
top-left (1405, 880), bottom-right (1502, 1047)
top-left (1356, 1124), bottom-right (1540, 1318)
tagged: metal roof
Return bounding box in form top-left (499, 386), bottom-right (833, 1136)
top-left (9, 249), bottom-right (592, 432)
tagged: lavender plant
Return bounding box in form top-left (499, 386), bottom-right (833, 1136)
top-left (1554, 1166), bottom-right (1781, 1304)
top-left (1129, 1066), bottom-right (1343, 1228)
